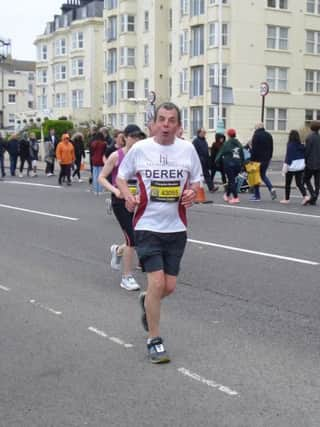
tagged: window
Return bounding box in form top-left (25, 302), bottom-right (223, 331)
top-left (72, 31), bottom-right (84, 49)
top-left (72, 90), bottom-right (84, 108)
top-left (108, 81), bottom-right (117, 106)
top-left (181, 107), bottom-right (188, 130)
top-left (28, 101), bottom-right (33, 109)
top-left (54, 63), bottom-right (67, 81)
top-left (208, 106), bottom-right (226, 130)
top-left (208, 22), bottom-right (229, 47)
top-left (169, 43), bottom-right (172, 64)
top-left (105, 0), bottom-right (117, 10)
top-left (190, 25), bottom-right (204, 56)
top-left (144, 45), bottom-right (149, 66)
top-left (37, 69), bottom-right (48, 84)
top-left (179, 68), bottom-right (188, 93)
top-left (305, 69), bottom-right (320, 93)
top-left (306, 30), bottom-right (320, 54)
top-left (180, 0), bottom-right (189, 16)
top-left (266, 66), bottom-right (288, 91)
top-left (208, 63), bottom-right (228, 87)
top-left (28, 84), bottom-right (33, 94)
top-left (107, 16), bottom-right (117, 41)
top-left (8, 113), bottom-right (15, 124)
top-left (267, 0), bottom-right (288, 9)
top-left (71, 58), bottom-right (84, 77)
top-left (305, 109), bottom-right (320, 125)
top-left (120, 15), bottom-right (135, 32)
top-left (8, 80), bottom-right (15, 87)
top-left (37, 44), bottom-right (47, 61)
top-left (191, 106), bottom-right (203, 136)
top-left (143, 79), bottom-right (149, 98)
top-left (169, 8), bottom-right (173, 30)
top-left (209, 0), bottom-right (228, 4)
top-left (120, 47), bottom-right (135, 66)
top-left (190, 66), bottom-right (204, 97)
top-left (144, 11), bottom-right (149, 31)
top-left (107, 48), bottom-right (117, 74)
top-left (179, 30), bottom-right (189, 56)
top-left (120, 80), bottom-right (135, 99)
top-left (266, 108), bottom-right (287, 131)
top-left (267, 25), bottom-right (288, 50)
top-left (8, 94), bottom-right (16, 103)
top-left (120, 113), bottom-right (136, 128)
top-left (306, 0), bottom-right (320, 14)
top-left (37, 95), bottom-right (47, 110)
top-left (55, 93), bottom-right (67, 108)
top-left (108, 113), bottom-right (117, 127)
top-left (190, 0), bottom-right (205, 16)
top-left (55, 38), bottom-right (66, 56)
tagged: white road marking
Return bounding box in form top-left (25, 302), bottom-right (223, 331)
top-left (29, 299), bottom-right (62, 316)
top-left (212, 203), bottom-right (320, 219)
top-left (178, 367), bottom-right (239, 397)
top-left (0, 204), bottom-right (79, 221)
top-left (188, 239), bottom-right (319, 266)
top-left (4, 181), bottom-right (61, 189)
top-left (88, 327), bottom-right (134, 348)
top-left (0, 285), bottom-right (10, 292)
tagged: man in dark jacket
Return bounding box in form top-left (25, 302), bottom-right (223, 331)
top-left (192, 128), bottom-right (215, 192)
top-left (0, 132), bottom-right (7, 178)
top-left (44, 128), bottom-right (58, 175)
top-left (250, 123), bottom-right (277, 201)
top-left (304, 121), bottom-right (320, 205)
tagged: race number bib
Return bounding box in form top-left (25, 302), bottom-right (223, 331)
top-left (128, 179), bottom-right (137, 196)
top-left (150, 180), bottom-right (180, 202)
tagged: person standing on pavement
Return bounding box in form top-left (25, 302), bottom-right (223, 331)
top-left (210, 133), bottom-right (226, 192)
top-left (0, 132), bottom-right (7, 178)
top-left (29, 133), bottom-right (39, 177)
top-left (249, 123), bottom-right (277, 201)
top-left (192, 128), bottom-right (215, 192)
top-left (116, 102), bottom-right (202, 364)
top-left (91, 132), bottom-right (106, 195)
top-left (304, 121), bottom-right (320, 205)
top-left (56, 134), bottom-right (75, 186)
top-left (71, 132), bottom-right (86, 182)
top-left (18, 132), bottom-right (32, 177)
top-left (7, 134), bottom-right (19, 176)
top-left (280, 130), bottom-right (309, 205)
top-left (44, 128), bottom-right (58, 175)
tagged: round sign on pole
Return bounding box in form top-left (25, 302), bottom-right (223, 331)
top-left (260, 82), bottom-right (269, 97)
top-left (147, 91), bottom-right (156, 105)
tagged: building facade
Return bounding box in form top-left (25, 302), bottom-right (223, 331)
top-left (102, 0), bottom-right (320, 157)
top-left (34, 0), bottom-right (104, 125)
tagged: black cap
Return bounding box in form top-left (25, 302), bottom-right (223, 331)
top-left (124, 124), bottom-right (142, 137)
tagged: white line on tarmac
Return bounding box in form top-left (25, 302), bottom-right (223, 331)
top-left (29, 299), bottom-right (62, 316)
top-left (188, 238), bottom-right (319, 266)
top-left (88, 326), bottom-right (134, 348)
top-left (4, 181), bottom-right (61, 189)
top-left (0, 204), bottom-right (79, 221)
top-left (0, 285), bottom-right (10, 292)
top-left (178, 367), bottom-right (239, 397)
top-left (212, 203), bottom-right (320, 219)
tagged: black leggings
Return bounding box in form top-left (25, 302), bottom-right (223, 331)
top-left (112, 198), bottom-right (135, 247)
top-left (284, 171), bottom-right (306, 200)
top-left (304, 168), bottom-right (320, 201)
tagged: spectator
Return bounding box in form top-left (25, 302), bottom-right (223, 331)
top-left (250, 122), bottom-right (277, 201)
top-left (44, 128), bottom-right (58, 175)
top-left (29, 132), bottom-right (39, 177)
top-left (18, 132), bottom-right (32, 177)
top-left (210, 133), bottom-right (226, 192)
top-left (7, 134), bottom-right (19, 176)
top-left (304, 121), bottom-right (320, 205)
top-left (56, 134), bottom-right (75, 186)
top-left (71, 132), bottom-right (86, 182)
top-left (0, 132), bottom-right (7, 178)
top-left (192, 128), bottom-right (215, 192)
top-left (91, 131), bottom-right (106, 195)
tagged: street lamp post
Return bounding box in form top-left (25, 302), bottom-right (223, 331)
top-left (0, 38), bottom-right (11, 129)
top-left (260, 82), bottom-right (269, 123)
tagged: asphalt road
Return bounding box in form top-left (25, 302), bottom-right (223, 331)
top-left (1, 174), bottom-right (320, 427)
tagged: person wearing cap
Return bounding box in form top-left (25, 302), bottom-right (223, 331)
top-left (116, 102), bottom-right (202, 364)
top-left (56, 134), bottom-right (75, 186)
top-left (98, 124), bottom-right (146, 291)
top-left (215, 128), bottom-right (244, 204)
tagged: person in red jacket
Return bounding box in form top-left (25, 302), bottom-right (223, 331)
top-left (91, 131), bottom-right (106, 195)
top-left (56, 134), bottom-right (75, 186)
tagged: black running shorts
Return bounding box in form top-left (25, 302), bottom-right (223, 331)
top-left (134, 230), bottom-right (187, 276)
top-left (112, 197), bottom-right (135, 247)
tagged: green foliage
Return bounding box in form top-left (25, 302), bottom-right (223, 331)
top-left (42, 119), bottom-right (74, 141)
top-left (26, 127), bottom-right (42, 139)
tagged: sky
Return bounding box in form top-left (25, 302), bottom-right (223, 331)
top-left (0, 0), bottom-right (63, 61)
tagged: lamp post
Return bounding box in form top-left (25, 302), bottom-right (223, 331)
top-left (216, 0), bottom-right (225, 135)
top-left (260, 81), bottom-right (269, 123)
top-left (0, 38), bottom-right (11, 129)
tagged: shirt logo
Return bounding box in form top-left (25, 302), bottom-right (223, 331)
top-left (160, 154), bottom-right (168, 166)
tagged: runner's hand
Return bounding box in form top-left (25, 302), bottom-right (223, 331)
top-left (181, 188), bottom-right (197, 208)
top-left (125, 194), bottom-right (139, 212)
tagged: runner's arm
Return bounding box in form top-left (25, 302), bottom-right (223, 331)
top-left (98, 152), bottom-right (121, 197)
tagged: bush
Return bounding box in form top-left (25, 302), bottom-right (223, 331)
top-left (26, 127), bottom-right (42, 140)
top-left (42, 119), bottom-right (74, 141)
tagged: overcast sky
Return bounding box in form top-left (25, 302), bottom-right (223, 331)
top-left (0, 0), bottom-right (63, 61)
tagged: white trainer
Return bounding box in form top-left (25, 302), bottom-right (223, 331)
top-left (110, 244), bottom-right (121, 270)
top-left (120, 275), bottom-right (140, 291)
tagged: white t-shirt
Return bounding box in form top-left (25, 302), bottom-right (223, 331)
top-left (118, 137), bottom-right (202, 232)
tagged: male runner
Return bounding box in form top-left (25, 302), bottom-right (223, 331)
top-left (116, 102), bottom-right (201, 363)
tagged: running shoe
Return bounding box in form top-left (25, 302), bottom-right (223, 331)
top-left (223, 193), bottom-right (229, 202)
top-left (147, 337), bottom-right (170, 364)
top-left (110, 245), bottom-right (121, 270)
top-left (120, 275), bottom-right (140, 291)
top-left (249, 196), bottom-right (261, 202)
top-left (139, 291), bottom-right (148, 332)
top-left (271, 189), bottom-right (277, 200)
top-left (229, 197), bottom-right (240, 204)
top-left (280, 199), bottom-right (290, 204)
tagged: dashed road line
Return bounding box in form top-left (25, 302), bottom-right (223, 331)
top-left (88, 326), bottom-right (134, 348)
top-left (4, 181), bottom-right (62, 189)
top-left (0, 204), bottom-right (79, 221)
top-left (0, 285), bottom-right (10, 292)
top-left (29, 299), bottom-right (62, 316)
top-left (178, 367), bottom-right (239, 397)
top-left (188, 238), bottom-right (319, 266)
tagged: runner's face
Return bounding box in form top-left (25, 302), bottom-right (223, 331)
top-left (153, 108), bottom-right (181, 145)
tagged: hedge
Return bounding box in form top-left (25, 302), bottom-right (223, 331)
top-left (42, 119), bottom-right (74, 141)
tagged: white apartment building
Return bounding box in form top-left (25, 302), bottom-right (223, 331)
top-left (0, 59), bottom-right (35, 130)
top-left (34, 0), bottom-right (104, 125)
top-left (103, 0), bottom-right (320, 157)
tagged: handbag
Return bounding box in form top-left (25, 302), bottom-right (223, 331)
top-left (244, 161), bottom-right (261, 186)
top-left (288, 158), bottom-right (305, 172)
